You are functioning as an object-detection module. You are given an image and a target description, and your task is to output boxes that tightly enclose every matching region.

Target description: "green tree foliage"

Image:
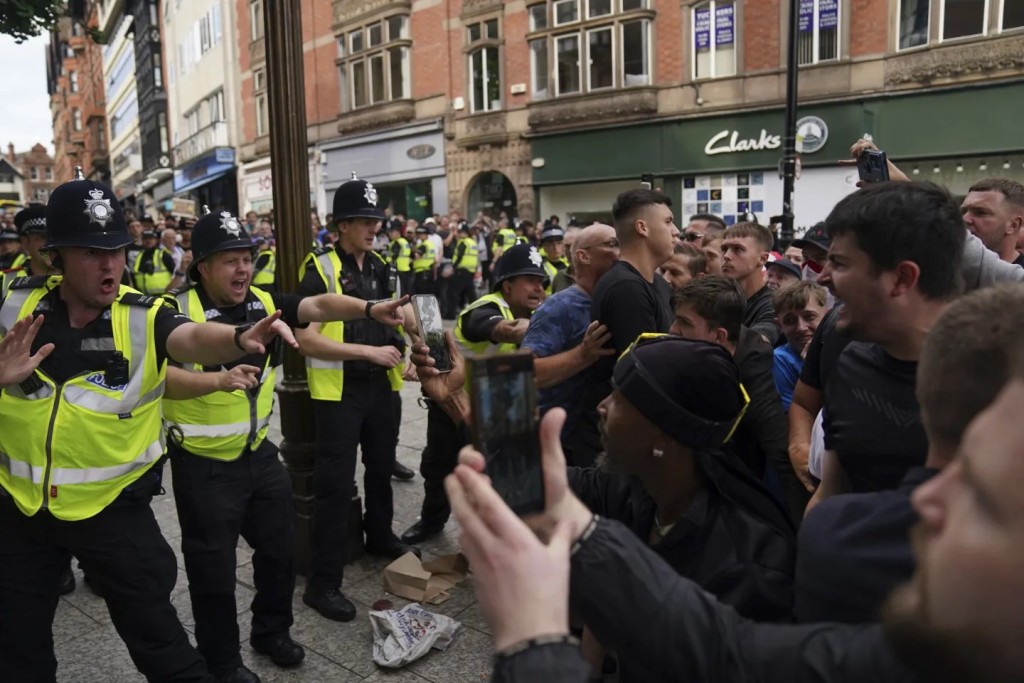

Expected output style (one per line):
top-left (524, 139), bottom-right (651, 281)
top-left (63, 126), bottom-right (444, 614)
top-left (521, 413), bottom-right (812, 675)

top-left (1, 0), bottom-right (66, 43)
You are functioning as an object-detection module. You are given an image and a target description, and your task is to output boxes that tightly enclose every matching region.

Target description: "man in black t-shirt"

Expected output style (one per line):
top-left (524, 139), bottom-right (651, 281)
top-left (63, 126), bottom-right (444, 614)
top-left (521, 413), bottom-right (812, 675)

top-left (806, 182), bottom-right (965, 511)
top-left (721, 221), bottom-right (781, 346)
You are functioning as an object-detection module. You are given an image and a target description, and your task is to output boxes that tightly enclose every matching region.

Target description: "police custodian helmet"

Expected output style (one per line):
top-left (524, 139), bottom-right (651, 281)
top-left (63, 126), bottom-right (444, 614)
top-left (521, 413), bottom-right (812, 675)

top-left (14, 204), bottom-right (47, 236)
top-left (44, 167), bottom-right (132, 251)
top-left (188, 206), bottom-right (254, 281)
top-left (490, 243), bottom-right (550, 293)
top-left (331, 172), bottom-right (386, 223)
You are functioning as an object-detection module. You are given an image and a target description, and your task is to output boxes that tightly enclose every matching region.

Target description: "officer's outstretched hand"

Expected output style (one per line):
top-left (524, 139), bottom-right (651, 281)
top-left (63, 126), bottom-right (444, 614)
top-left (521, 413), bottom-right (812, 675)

top-left (0, 315), bottom-right (55, 389)
top-left (239, 311), bottom-right (299, 354)
top-left (370, 295), bottom-right (409, 327)
top-left (410, 330), bottom-right (464, 402)
top-left (217, 365), bottom-right (261, 392)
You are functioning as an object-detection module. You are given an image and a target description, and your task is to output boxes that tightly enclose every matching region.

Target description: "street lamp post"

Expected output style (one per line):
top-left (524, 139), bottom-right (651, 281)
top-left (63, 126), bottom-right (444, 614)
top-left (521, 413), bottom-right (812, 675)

top-left (781, 0), bottom-right (801, 244)
top-left (263, 0), bottom-right (316, 573)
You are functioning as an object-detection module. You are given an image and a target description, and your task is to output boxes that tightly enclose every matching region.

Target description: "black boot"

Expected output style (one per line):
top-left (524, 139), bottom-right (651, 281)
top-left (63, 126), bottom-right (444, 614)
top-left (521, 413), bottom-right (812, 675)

top-left (365, 533), bottom-right (419, 560)
top-left (400, 519), bottom-right (445, 545)
top-left (302, 587), bottom-right (357, 622)
top-left (392, 461), bottom-right (416, 481)
top-left (250, 633), bottom-right (305, 668)
top-left (216, 665), bottom-right (260, 683)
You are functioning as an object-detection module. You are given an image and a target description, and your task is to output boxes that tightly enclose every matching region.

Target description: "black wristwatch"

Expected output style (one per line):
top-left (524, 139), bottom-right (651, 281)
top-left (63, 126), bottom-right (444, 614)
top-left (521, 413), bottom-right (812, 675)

top-left (365, 300), bottom-right (375, 320)
top-left (234, 322), bottom-right (255, 351)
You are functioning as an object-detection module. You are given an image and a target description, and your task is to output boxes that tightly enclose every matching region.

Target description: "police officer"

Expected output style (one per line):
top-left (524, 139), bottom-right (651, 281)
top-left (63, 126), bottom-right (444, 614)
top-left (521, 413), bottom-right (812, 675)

top-left (2, 205), bottom-right (53, 298)
top-left (0, 168), bottom-right (294, 682)
top-left (295, 173), bottom-right (416, 623)
top-left (133, 228), bottom-right (180, 294)
top-left (448, 223), bottom-right (479, 315)
top-left (401, 243), bottom-right (547, 544)
top-left (0, 225), bottom-right (25, 270)
top-left (252, 234), bottom-right (276, 293)
top-left (492, 220), bottom-right (521, 262)
top-left (387, 221), bottom-right (413, 296)
top-left (162, 207), bottom-right (407, 682)
top-left (412, 224), bottom-right (436, 295)
top-left (538, 225), bottom-right (570, 296)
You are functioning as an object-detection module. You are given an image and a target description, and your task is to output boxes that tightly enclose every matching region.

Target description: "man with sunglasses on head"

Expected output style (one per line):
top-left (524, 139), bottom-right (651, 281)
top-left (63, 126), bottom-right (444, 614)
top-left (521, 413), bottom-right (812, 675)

top-left (682, 213), bottom-right (726, 248)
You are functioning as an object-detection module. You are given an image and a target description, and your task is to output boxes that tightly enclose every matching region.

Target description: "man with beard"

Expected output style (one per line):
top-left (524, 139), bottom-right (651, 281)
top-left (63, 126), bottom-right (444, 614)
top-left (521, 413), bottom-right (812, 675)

top-left (960, 178), bottom-right (1024, 267)
top-left (795, 283), bottom-right (1024, 624)
top-left (446, 358), bottom-right (1024, 682)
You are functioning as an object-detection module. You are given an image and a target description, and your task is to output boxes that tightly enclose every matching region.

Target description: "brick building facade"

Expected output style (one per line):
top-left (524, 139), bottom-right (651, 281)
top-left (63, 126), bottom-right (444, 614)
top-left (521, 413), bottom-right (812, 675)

top-left (7, 143), bottom-right (58, 205)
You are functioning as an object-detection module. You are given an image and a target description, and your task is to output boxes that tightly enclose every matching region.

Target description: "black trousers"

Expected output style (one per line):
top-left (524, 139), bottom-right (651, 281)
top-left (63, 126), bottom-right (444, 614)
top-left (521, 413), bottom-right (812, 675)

top-left (413, 271), bottom-right (435, 296)
top-left (448, 269), bottom-right (476, 317)
top-left (309, 374), bottom-right (396, 591)
top-left (417, 400), bottom-right (467, 527)
top-left (398, 271), bottom-right (413, 299)
top-left (0, 472), bottom-right (212, 683)
top-left (170, 440), bottom-right (296, 677)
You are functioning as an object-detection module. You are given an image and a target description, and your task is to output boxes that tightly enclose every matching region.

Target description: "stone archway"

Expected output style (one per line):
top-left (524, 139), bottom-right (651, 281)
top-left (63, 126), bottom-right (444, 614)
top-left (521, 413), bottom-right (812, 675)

top-left (466, 170), bottom-right (518, 220)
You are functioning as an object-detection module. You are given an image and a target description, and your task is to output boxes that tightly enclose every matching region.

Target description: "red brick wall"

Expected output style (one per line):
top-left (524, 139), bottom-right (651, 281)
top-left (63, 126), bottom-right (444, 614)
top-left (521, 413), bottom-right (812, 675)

top-left (744, 0), bottom-right (782, 72)
top-left (849, 0), bottom-right (888, 56)
top-left (656, 0), bottom-right (685, 85)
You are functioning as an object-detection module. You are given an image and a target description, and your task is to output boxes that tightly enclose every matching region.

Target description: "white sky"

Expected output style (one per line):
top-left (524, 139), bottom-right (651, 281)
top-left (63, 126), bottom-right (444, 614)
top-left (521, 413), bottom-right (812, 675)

top-left (0, 35), bottom-right (55, 156)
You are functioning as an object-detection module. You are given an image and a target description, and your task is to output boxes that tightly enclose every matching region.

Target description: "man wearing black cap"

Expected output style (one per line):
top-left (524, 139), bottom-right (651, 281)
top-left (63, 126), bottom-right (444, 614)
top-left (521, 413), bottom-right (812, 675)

top-left (162, 207), bottom-right (407, 682)
top-left (791, 221), bottom-right (830, 282)
top-left (765, 258), bottom-right (802, 291)
top-left (252, 235), bottom-right (276, 294)
top-left (449, 223), bottom-right (479, 315)
top-left (412, 224), bottom-right (437, 295)
top-left (0, 169), bottom-right (297, 682)
top-left (0, 225), bottom-right (25, 271)
top-left (387, 221), bottom-right (413, 297)
top-left (400, 243), bottom-right (547, 545)
top-left (539, 226), bottom-right (569, 296)
top-left (295, 173), bottom-right (416, 623)
top-left (133, 227), bottom-right (179, 295)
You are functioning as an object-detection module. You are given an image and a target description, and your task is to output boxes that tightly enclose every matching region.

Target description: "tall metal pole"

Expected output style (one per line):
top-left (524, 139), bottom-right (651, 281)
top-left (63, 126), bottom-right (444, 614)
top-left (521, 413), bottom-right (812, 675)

top-left (264, 0), bottom-right (316, 573)
top-left (781, 0), bottom-right (801, 243)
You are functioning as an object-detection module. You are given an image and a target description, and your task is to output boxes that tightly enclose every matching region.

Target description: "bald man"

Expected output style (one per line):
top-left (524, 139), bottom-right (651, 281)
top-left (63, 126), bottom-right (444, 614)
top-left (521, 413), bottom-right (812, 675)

top-left (522, 223), bottom-right (622, 466)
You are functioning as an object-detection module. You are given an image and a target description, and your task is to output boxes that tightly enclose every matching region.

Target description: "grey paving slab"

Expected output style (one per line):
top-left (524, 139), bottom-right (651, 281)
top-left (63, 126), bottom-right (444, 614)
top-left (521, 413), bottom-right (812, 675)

top-left (52, 599), bottom-right (103, 648)
top-left (55, 625), bottom-right (144, 682)
top-left (360, 668), bottom-right (434, 682)
top-left (247, 649), bottom-right (363, 683)
top-left (406, 625), bottom-right (494, 683)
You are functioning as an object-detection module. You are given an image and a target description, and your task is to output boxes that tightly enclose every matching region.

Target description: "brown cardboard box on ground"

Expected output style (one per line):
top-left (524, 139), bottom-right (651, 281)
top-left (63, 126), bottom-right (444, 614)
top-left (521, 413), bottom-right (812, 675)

top-left (382, 552), bottom-right (469, 605)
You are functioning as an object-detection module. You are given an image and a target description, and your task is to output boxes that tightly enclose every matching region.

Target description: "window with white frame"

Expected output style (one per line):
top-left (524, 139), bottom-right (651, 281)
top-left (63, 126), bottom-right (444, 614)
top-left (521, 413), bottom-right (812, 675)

top-left (1004, 0), bottom-right (1024, 30)
top-left (336, 14), bottom-right (410, 110)
top-left (45, 167), bottom-right (53, 180)
top-left (693, 1), bottom-right (736, 79)
top-left (35, 188), bottom-right (48, 201)
top-left (250, 0), bottom-right (264, 40)
top-left (898, 0), bottom-right (929, 50)
top-left (256, 94), bottom-right (268, 136)
top-left (69, 71), bottom-right (78, 93)
top-left (72, 109), bottom-right (82, 132)
top-left (797, 0), bottom-right (839, 65)
top-left (941, 0), bottom-right (985, 40)
top-left (468, 19), bottom-right (502, 112)
top-left (529, 0), bottom-right (650, 98)
top-left (30, 167), bottom-right (38, 180)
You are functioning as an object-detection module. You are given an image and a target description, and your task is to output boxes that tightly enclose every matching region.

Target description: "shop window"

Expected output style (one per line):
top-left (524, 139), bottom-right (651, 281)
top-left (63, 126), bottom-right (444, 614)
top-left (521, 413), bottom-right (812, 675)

top-left (532, 0), bottom-right (650, 96)
top-left (796, 0), bottom-right (839, 66)
top-left (468, 19), bottom-right (502, 113)
top-left (250, 0), bottom-right (264, 41)
top-left (693, 1), bottom-right (736, 79)
top-left (337, 14), bottom-right (411, 111)
top-left (1002, 0), bottom-right (1024, 31)
top-left (898, 0), bottom-right (929, 49)
top-left (941, 0), bottom-right (985, 40)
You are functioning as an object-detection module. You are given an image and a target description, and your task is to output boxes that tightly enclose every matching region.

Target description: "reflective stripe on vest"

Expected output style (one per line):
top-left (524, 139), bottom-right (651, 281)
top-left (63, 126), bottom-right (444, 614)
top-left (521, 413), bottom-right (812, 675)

top-left (299, 250), bottom-right (402, 401)
top-left (454, 292), bottom-right (517, 356)
top-left (253, 250), bottom-right (276, 286)
top-left (133, 249), bottom-right (173, 295)
top-left (162, 286), bottom-right (277, 461)
top-left (455, 237), bottom-right (479, 272)
top-left (413, 240), bottom-right (436, 273)
top-left (0, 280), bottom-right (167, 521)
top-left (391, 238), bottom-right (412, 272)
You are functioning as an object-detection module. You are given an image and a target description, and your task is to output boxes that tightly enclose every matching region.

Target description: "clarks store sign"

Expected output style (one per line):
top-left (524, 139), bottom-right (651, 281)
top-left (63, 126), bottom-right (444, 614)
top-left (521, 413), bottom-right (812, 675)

top-left (703, 116), bottom-right (829, 156)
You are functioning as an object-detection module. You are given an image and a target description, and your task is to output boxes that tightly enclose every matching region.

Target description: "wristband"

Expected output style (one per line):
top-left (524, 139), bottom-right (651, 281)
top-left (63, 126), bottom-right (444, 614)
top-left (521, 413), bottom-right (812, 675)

top-left (365, 300), bottom-right (375, 319)
top-left (494, 634), bottom-right (580, 660)
top-left (233, 322), bottom-right (254, 351)
top-left (570, 514), bottom-right (599, 557)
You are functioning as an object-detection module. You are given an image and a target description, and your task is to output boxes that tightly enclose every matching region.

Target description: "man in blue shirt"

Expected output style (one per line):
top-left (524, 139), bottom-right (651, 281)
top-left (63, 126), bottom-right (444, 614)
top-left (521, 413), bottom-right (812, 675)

top-left (771, 281), bottom-right (829, 411)
top-left (522, 223), bottom-right (620, 467)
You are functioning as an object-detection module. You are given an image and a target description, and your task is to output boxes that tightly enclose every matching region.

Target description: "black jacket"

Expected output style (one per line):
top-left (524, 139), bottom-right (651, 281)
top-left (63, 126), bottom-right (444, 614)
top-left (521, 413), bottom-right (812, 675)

top-left (744, 285), bottom-right (781, 346)
top-left (492, 517), bottom-right (913, 683)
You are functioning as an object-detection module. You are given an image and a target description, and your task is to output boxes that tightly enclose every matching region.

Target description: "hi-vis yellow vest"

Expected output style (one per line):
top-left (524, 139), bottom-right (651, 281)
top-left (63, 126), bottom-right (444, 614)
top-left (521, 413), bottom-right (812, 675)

top-left (0, 277), bottom-right (167, 521)
top-left (300, 248), bottom-right (402, 401)
top-left (454, 292), bottom-right (517, 356)
top-left (542, 257), bottom-right (569, 295)
top-left (162, 286), bottom-right (276, 461)
top-left (390, 238), bottom-right (412, 272)
top-left (133, 249), bottom-right (174, 295)
top-left (455, 237), bottom-right (479, 272)
top-left (253, 249), bottom-right (276, 287)
top-left (413, 240), bottom-right (436, 273)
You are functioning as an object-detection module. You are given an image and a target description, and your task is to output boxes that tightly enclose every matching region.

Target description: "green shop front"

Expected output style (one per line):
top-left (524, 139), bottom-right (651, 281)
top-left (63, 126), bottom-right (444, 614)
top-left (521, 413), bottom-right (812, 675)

top-left (530, 81), bottom-right (1024, 233)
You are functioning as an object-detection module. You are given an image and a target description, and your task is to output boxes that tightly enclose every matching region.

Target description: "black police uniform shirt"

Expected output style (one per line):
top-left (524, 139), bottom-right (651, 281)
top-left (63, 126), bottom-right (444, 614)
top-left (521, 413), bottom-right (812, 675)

top-left (460, 302), bottom-right (507, 345)
top-left (297, 244), bottom-right (404, 374)
top-left (175, 284), bottom-right (306, 377)
top-left (823, 341), bottom-right (928, 493)
top-left (6, 284), bottom-right (192, 385)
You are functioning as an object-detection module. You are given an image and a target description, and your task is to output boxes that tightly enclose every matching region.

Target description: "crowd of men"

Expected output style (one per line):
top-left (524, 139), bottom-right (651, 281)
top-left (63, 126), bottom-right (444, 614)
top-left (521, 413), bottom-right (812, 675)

top-left (2, 137), bottom-right (1024, 683)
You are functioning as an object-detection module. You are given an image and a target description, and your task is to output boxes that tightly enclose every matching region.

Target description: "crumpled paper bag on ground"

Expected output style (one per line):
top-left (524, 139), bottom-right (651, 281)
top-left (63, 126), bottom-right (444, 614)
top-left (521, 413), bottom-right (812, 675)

top-left (370, 602), bottom-right (461, 668)
top-left (382, 552), bottom-right (469, 605)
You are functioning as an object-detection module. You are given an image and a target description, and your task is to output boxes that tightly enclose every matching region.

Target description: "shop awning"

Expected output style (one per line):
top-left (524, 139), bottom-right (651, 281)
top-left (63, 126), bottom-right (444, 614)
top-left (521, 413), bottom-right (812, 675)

top-left (173, 168), bottom-right (232, 196)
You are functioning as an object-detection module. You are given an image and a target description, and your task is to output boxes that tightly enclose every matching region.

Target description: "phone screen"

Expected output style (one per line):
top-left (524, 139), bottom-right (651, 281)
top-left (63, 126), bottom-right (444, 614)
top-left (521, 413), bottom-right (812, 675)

top-left (468, 353), bottom-right (545, 516)
top-left (857, 149), bottom-right (890, 183)
top-left (640, 173), bottom-right (655, 190)
top-left (412, 295), bottom-right (452, 373)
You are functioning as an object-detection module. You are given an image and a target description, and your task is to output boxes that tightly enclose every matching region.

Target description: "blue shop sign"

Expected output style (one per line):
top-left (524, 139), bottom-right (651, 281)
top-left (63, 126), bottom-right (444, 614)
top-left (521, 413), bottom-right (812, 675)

top-left (173, 148), bottom-right (236, 193)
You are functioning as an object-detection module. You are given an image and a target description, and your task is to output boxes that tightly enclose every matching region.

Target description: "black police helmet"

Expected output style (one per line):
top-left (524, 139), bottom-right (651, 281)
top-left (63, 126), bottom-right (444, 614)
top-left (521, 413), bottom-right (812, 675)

top-left (14, 204), bottom-right (47, 236)
top-left (491, 243), bottom-right (550, 293)
top-left (44, 168), bottom-right (131, 251)
top-left (188, 206), bottom-right (255, 282)
top-left (332, 172), bottom-right (386, 223)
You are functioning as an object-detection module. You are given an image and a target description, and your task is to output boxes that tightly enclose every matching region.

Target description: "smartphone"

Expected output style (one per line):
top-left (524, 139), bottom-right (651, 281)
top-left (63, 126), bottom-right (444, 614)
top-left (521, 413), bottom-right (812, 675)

top-left (857, 149), bottom-right (890, 183)
top-left (411, 295), bottom-right (452, 373)
top-left (467, 353), bottom-right (545, 516)
top-left (640, 173), bottom-right (655, 190)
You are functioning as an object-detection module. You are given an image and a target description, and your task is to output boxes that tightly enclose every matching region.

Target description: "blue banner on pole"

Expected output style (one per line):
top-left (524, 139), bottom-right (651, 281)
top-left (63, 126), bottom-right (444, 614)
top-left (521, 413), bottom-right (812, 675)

top-left (798, 0), bottom-right (814, 32)
top-left (715, 3), bottom-right (734, 46)
top-left (695, 6), bottom-right (711, 49)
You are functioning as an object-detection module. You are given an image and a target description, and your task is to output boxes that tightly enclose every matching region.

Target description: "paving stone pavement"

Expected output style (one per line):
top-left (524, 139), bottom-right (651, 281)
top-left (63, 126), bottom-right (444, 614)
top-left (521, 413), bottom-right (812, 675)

top-left (55, 381), bottom-right (495, 682)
